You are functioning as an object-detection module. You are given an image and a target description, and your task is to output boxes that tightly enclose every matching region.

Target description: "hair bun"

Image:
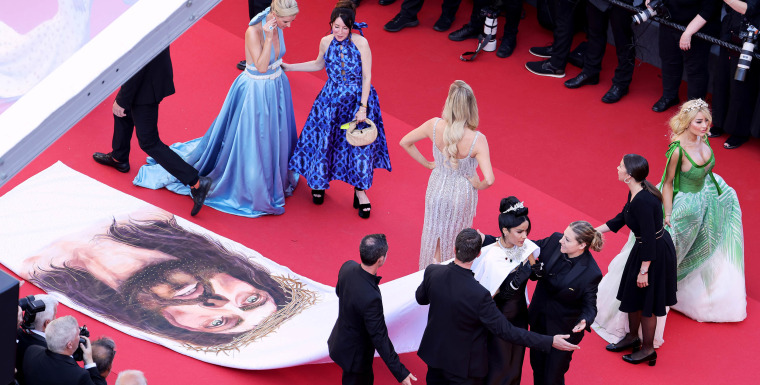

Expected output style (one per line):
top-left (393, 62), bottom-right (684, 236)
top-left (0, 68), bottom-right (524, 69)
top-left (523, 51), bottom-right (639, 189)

top-left (499, 196), bottom-right (529, 217)
top-left (335, 0), bottom-right (356, 10)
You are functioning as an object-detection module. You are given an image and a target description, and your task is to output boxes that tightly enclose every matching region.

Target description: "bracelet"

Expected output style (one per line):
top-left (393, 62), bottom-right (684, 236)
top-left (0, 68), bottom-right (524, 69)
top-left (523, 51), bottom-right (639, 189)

top-left (358, 102), bottom-right (367, 108)
top-left (639, 270), bottom-right (648, 275)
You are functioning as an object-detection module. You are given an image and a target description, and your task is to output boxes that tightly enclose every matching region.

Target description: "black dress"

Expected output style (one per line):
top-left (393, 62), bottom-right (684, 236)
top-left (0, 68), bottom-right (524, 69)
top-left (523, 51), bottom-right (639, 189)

top-left (605, 190), bottom-right (678, 317)
top-left (486, 262), bottom-right (532, 385)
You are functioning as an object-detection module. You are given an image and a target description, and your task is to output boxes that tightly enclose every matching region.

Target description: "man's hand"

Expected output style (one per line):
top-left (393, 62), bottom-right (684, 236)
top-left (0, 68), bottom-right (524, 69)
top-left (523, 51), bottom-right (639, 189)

top-left (401, 373), bottom-right (417, 385)
top-left (80, 335), bottom-right (94, 365)
top-left (572, 319), bottom-right (587, 333)
top-left (112, 101), bottom-right (126, 117)
top-left (552, 334), bottom-right (580, 351)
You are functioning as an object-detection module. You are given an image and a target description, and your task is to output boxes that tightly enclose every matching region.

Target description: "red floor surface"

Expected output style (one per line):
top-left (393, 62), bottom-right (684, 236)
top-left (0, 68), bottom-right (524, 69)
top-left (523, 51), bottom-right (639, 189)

top-left (3, 0), bottom-right (758, 384)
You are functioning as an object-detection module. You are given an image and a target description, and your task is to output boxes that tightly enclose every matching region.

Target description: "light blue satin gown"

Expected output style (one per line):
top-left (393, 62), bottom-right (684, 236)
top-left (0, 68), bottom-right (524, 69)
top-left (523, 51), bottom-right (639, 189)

top-left (133, 9), bottom-right (299, 217)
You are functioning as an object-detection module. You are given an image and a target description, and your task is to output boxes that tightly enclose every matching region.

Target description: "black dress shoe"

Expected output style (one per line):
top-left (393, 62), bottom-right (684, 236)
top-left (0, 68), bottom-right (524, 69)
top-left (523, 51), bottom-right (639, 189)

top-left (707, 127), bottom-right (723, 137)
top-left (601, 85), bottom-right (629, 104)
top-left (433, 15), bottom-right (454, 32)
top-left (622, 351), bottom-right (657, 366)
top-left (384, 14), bottom-right (419, 32)
top-left (652, 96), bottom-right (680, 112)
top-left (525, 60), bottom-right (565, 78)
top-left (724, 135), bottom-right (749, 149)
top-left (496, 37), bottom-right (516, 58)
top-left (564, 72), bottom-right (600, 89)
top-left (190, 176), bottom-right (212, 216)
top-left (605, 337), bottom-right (641, 352)
top-left (236, 60), bottom-right (246, 71)
top-left (378, 0), bottom-right (396, 4)
top-left (93, 152), bottom-right (130, 173)
top-left (529, 45), bottom-right (553, 58)
top-left (448, 24), bottom-right (479, 41)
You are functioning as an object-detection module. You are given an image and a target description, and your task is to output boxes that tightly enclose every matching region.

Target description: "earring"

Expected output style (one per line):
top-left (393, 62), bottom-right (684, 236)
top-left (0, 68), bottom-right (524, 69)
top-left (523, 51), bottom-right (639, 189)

top-left (623, 176), bottom-right (632, 184)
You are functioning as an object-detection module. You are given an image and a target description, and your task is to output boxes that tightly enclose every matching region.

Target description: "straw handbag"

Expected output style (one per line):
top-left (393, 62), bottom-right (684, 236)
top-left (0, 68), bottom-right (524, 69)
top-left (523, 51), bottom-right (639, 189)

top-left (341, 118), bottom-right (378, 147)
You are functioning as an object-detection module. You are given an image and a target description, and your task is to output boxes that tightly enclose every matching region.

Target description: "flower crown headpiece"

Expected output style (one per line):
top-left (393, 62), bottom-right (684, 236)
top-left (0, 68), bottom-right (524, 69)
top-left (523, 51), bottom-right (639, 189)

top-left (502, 201), bottom-right (524, 214)
top-left (683, 98), bottom-right (708, 114)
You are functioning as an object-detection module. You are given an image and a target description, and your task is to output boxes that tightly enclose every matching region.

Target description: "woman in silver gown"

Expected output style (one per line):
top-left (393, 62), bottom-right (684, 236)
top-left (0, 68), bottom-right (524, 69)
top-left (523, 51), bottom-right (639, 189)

top-left (400, 80), bottom-right (495, 269)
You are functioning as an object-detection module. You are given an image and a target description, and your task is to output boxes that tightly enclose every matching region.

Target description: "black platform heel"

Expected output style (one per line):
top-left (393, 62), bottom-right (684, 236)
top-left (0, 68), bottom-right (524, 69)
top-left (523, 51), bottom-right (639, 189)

top-left (354, 188), bottom-right (371, 219)
top-left (312, 189), bottom-right (325, 205)
top-left (622, 351), bottom-right (657, 366)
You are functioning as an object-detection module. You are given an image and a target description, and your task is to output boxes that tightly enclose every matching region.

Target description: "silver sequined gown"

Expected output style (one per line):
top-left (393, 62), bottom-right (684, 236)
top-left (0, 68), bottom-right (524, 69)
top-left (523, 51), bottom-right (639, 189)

top-left (419, 118), bottom-right (480, 270)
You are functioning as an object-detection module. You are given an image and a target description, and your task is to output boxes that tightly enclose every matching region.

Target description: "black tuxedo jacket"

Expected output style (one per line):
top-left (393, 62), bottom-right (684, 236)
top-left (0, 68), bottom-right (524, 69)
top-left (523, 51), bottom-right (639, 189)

top-left (15, 329), bottom-right (47, 385)
top-left (416, 263), bottom-right (553, 379)
top-left (115, 47), bottom-right (175, 108)
top-left (328, 261), bottom-right (409, 382)
top-left (22, 345), bottom-right (103, 385)
top-left (529, 233), bottom-right (603, 339)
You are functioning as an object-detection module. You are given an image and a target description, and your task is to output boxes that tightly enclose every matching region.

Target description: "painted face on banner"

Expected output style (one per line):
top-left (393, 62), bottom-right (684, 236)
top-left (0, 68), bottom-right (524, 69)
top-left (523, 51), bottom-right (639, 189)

top-left (150, 272), bottom-right (278, 334)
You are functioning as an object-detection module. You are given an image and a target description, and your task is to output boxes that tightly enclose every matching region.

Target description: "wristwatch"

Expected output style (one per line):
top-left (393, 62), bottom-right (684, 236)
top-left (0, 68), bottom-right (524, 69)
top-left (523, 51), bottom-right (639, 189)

top-left (639, 269), bottom-right (648, 275)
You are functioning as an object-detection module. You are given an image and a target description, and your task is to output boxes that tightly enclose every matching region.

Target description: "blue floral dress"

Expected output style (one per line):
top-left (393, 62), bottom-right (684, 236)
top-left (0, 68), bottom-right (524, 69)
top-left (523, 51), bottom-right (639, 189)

top-left (289, 35), bottom-right (391, 190)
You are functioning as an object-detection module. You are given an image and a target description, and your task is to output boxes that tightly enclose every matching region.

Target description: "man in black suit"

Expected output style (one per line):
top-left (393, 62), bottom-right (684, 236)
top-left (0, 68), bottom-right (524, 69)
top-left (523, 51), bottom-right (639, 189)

top-left (16, 295), bottom-right (58, 385)
top-left (23, 315), bottom-right (104, 385)
top-left (93, 47), bottom-right (211, 216)
top-left (416, 228), bottom-right (579, 384)
top-left (328, 234), bottom-right (417, 385)
top-left (90, 337), bottom-right (115, 385)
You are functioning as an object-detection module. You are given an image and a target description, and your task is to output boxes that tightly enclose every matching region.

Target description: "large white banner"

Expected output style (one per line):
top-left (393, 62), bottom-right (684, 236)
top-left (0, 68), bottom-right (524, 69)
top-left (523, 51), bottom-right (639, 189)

top-left (0, 163), bottom-right (517, 369)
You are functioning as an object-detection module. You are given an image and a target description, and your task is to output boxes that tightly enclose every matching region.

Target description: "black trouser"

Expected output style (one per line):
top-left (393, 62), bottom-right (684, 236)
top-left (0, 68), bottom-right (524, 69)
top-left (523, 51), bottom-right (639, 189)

top-left (582, 2), bottom-right (635, 87)
top-left (712, 45), bottom-right (760, 137)
top-left (426, 366), bottom-right (482, 385)
top-left (529, 318), bottom-right (583, 385)
top-left (112, 103), bottom-right (199, 186)
top-left (658, 26), bottom-right (712, 100)
top-left (248, 0), bottom-right (271, 19)
top-left (400, 0), bottom-right (463, 20)
top-left (466, 0), bottom-right (523, 40)
top-left (341, 370), bottom-right (374, 385)
top-left (549, 0), bottom-right (582, 70)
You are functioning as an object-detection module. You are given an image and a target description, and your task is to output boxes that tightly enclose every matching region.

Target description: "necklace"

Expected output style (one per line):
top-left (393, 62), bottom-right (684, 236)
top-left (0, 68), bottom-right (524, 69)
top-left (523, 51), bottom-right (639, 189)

top-left (497, 237), bottom-right (524, 263)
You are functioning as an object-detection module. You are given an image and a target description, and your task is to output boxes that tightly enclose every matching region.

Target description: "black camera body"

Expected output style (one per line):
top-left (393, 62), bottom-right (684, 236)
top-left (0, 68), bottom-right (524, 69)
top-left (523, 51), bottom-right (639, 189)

top-left (19, 295), bottom-right (46, 330)
top-left (735, 22), bottom-right (759, 81)
top-left (633, 0), bottom-right (669, 25)
top-left (72, 325), bottom-right (90, 361)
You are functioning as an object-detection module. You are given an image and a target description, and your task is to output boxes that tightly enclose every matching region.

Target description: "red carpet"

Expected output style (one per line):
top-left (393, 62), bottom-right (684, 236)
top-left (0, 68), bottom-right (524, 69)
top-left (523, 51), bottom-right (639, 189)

top-left (3, 0), bottom-right (758, 383)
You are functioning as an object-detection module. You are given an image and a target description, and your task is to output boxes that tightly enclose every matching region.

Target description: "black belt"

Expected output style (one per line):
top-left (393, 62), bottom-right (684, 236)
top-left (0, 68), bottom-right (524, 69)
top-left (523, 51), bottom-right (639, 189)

top-left (635, 227), bottom-right (664, 243)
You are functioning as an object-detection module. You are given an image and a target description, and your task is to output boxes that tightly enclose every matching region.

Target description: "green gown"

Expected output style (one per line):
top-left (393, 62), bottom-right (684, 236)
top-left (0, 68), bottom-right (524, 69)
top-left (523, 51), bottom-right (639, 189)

top-left (660, 139), bottom-right (746, 322)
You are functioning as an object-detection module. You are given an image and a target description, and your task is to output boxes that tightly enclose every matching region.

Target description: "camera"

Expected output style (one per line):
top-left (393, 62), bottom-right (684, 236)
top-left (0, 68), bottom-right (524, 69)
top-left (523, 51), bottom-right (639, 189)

top-left (19, 295), bottom-right (46, 330)
top-left (72, 325), bottom-right (90, 361)
top-left (735, 22), bottom-right (759, 81)
top-left (632, 0), bottom-right (668, 25)
top-left (480, 6), bottom-right (500, 52)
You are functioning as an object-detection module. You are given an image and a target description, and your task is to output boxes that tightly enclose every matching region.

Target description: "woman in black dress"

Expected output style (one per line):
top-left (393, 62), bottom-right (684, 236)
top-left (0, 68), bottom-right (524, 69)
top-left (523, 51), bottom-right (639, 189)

top-left (483, 196), bottom-right (539, 385)
top-left (596, 154), bottom-right (678, 366)
top-left (528, 221), bottom-right (603, 385)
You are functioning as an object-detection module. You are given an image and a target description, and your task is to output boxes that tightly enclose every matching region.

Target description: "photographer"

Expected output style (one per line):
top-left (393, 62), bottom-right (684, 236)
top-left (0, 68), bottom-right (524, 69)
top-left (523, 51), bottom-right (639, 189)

top-left (16, 295), bottom-right (58, 385)
top-left (22, 316), bottom-right (104, 385)
top-left (711, 0), bottom-right (760, 148)
top-left (651, 0), bottom-right (722, 112)
top-left (448, 0), bottom-right (525, 58)
top-left (564, 0), bottom-right (636, 104)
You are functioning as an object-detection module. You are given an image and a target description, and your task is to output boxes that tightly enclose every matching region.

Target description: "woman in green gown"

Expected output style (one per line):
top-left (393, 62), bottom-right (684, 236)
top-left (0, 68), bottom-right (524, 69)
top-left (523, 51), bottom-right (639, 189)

top-left (660, 99), bottom-right (746, 322)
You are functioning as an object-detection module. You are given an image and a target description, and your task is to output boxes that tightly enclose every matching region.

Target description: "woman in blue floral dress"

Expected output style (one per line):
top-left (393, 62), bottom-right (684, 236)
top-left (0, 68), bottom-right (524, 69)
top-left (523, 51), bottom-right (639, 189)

top-left (285, 0), bottom-right (391, 219)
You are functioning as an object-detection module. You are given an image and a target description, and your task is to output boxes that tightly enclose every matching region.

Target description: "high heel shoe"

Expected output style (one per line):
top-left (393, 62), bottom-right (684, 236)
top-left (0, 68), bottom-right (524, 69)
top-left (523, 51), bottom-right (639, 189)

top-left (354, 188), bottom-right (371, 219)
top-left (605, 337), bottom-right (641, 352)
top-left (312, 189), bottom-right (325, 205)
top-left (622, 351), bottom-right (657, 366)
